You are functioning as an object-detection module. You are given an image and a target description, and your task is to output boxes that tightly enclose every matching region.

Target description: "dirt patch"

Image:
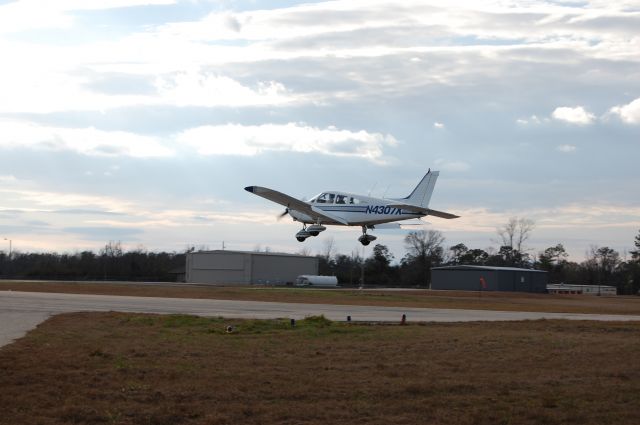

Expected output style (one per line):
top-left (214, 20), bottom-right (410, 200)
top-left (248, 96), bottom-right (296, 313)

top-left (2, 280), bottom-right (640, 315)
top-left (1, 313), bottom-right (639, 424)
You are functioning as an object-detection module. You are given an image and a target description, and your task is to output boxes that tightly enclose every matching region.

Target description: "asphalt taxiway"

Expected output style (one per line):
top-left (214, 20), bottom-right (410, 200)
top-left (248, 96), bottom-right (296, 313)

top-left (2, 290), bottom-right (640, 347)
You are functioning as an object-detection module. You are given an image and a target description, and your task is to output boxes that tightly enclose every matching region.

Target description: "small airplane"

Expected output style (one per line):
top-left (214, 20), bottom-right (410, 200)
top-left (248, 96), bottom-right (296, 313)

top-left (244, 169), bottom-right (459, 246)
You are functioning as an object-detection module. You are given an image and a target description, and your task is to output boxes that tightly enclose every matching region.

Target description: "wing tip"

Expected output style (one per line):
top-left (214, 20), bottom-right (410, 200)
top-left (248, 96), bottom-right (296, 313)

top-left (244, 186), bottom-right (255, 193)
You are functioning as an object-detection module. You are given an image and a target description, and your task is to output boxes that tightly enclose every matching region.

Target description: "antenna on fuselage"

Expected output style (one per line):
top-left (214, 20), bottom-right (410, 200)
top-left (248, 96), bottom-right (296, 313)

top-left (382, 184), bottom-right (390, 199)
top-left (367, 182), bottom-right (377, 197)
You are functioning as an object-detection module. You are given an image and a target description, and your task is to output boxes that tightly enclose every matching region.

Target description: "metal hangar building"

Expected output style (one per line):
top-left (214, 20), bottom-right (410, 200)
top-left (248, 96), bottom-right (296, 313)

top-left (431, 265), bottom-right (548, 293)
top-left (185, 250), bottom-right (319, 285)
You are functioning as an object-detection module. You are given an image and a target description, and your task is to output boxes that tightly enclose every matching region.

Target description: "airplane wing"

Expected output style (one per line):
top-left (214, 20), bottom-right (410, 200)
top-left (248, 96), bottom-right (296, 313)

top-left (310, 206), bottom-right (349, 225)
top-left (245, 186), bottom-right (310, 211)
top-left (245, 186), bottom-right (348, 224)
top-left (387, 202), bottom-right (460, 219)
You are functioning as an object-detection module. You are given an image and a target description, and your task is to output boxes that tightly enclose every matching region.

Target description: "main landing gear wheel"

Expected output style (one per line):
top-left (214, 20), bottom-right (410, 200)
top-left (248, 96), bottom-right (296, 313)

top-left (296, 230), bottom-right (311, 242)
top-left (295, 223), bottom-right (326, 241)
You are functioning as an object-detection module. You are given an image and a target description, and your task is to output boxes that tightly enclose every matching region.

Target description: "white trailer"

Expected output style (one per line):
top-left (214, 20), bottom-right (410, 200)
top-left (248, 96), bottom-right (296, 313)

top-left (295, 275), bottom-right (339, 287)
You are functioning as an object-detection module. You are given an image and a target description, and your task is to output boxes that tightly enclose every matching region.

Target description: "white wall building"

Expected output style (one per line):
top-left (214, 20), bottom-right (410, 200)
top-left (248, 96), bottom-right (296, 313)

top-left (547, 283), bottom-right (617, 296)
top-left (186, 250), bottom-right (318, 285)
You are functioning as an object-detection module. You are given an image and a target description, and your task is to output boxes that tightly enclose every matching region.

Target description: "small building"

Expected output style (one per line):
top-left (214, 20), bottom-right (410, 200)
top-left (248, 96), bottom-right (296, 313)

top-left (185, 250), bottom-right (319, 285)
top-left (431, 265), bottom-right (548, 293)
top-left (547, 283), bottom-right (617, 296)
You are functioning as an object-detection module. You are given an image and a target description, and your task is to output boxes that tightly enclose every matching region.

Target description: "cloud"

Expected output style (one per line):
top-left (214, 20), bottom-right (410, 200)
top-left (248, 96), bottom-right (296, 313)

top-left (155, 71), bottom-right (298, 107)
top-left (551, 106), bottom-right (596, 125)
top-left (517, 115), bottom-right (543, 125)
top-left (0, 188), bottom-right (134, 212)
top-left (0, 62), bottom-right (301, 113)
top-left (0, 0), bottom-right (176, 34)
top-left (433, 122), bottom-right (445, 129)
top-left (0, 120), bottom-right (173, 158)
top-left (176, 123), bottom-right (398, 162)
top-left (1, 1), bottom-right (637, 114)
top-left (609, 97), bottom-right (640, 124)
top-left (556, 144), bottom-right (577, 153)
top-left (62, 226), bottom-right (144, 241)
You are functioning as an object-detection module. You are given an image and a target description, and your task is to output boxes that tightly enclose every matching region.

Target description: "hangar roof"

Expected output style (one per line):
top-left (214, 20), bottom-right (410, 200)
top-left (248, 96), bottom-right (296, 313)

top-left (431, 265), bottom-right (547, 273)
top-left (194, 250), bottom-right (316, 259)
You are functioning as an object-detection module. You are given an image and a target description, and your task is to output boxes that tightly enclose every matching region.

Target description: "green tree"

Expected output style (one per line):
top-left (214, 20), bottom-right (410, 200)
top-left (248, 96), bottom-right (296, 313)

top-left (631, 229), bottom-right (640, 262)
top-left (449, 243), bottom-right (489, 265)
top-left (401, 230), bottom-right (445, 287)
top-left (365, 244), bottom-right (396, 285)
top-left (538, 244), bottom-right (569, 282)
top-left (487, 246), bottom-right (530, 268)
top-left (585, 246), bottom-right (621, 291)
top-left (449, 243), bottom-right (468, 264)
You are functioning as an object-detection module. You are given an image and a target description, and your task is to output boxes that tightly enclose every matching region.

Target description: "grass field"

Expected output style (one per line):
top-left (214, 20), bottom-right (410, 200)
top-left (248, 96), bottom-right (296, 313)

top-left (1, 313), bottom-right (639, 424)
top-left (2, 280), bottom-right (640, 315)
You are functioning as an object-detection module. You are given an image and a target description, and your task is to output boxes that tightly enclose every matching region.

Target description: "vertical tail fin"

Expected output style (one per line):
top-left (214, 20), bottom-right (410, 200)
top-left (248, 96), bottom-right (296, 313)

top-left (399, 169), bottom-right (439, 208)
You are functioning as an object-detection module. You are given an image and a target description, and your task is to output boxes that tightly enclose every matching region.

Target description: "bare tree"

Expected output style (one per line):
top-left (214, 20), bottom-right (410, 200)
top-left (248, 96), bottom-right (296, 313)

top-left (405, 230), bottom-right (445, 259)
top-left (322, 236), bottom-right (336, 261)
top-left (587, 245), bottom-right (621, 281)
top-left (496, 217), bottom-right (535, 252)
top-left (296, 247), bottom-right (312, 257)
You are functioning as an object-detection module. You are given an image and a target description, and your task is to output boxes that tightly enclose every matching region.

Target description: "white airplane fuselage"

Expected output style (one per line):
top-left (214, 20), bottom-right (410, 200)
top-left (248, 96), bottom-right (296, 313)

top-left (288, 192), bottom-right (423, 226)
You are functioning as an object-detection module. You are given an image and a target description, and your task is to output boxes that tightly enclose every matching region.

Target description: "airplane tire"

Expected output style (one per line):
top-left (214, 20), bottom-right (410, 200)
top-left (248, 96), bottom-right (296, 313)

top-left (361, 240), bottom-right (370, 246)
top-left (309, 231), bottom-right (319, 236)
top-left (296, 237), bottom-right (306, 242)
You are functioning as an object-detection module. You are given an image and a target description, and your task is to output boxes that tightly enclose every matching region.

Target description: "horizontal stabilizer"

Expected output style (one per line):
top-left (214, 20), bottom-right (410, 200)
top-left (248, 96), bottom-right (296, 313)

top-left (426, 208), bottom-right (460, 219)
top-left (387, 202), bottom-right (459, 219)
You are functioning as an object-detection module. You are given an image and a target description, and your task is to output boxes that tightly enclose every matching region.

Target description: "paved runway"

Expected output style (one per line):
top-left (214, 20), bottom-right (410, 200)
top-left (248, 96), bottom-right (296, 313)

top-left (2, 290), bottom-right (640, 347)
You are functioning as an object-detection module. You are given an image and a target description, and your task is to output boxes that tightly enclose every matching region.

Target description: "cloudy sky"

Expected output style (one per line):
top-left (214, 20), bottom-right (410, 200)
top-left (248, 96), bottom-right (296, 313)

top-left (0, 0), bottom-right (638, 262)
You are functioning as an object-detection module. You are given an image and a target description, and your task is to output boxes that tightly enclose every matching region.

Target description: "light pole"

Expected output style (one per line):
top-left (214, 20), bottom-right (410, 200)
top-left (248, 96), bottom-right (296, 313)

top-left (3, 238), bottom-right (11, 260)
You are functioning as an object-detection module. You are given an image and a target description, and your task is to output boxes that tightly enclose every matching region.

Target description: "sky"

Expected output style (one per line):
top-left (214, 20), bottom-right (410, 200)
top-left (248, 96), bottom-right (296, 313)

top-left (0, 0), bottom-right (638, 263)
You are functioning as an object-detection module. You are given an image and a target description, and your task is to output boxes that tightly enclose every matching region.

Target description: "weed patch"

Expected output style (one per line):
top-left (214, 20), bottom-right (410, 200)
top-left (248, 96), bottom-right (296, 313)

top-left (1, 313), bottom-right (640, 425)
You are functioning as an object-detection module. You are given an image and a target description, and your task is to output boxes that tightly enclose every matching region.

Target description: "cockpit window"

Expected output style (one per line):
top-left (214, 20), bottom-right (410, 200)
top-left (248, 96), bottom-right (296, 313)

top-left (314, 193), bottom-right (330, 203)
top-left (312, 193), bottom-right (361, 205)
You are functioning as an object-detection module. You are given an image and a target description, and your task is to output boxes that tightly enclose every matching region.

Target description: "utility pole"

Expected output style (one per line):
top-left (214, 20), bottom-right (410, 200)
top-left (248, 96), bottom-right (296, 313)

top-left (3, 238), bottom-right (11, 260)
top-left (359, 244), bottom-right (366, 289)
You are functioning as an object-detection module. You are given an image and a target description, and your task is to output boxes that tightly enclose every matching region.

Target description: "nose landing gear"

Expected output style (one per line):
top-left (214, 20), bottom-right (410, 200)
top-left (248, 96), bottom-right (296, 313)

top-left (358, 226), bottom-right (377, 246)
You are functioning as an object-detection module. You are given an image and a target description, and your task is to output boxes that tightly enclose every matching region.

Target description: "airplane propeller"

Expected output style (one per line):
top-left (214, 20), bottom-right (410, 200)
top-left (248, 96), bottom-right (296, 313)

top-left (277, 208), bottom-right (289, 220)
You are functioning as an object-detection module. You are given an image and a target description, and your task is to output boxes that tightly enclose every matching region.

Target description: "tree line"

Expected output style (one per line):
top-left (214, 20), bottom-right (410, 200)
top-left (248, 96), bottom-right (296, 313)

top-left (1, 222), bottom-right (639, 294)
top-left (319, 220), bottom-right (640, 295)
top-left (0, 242), bottom-right (185, 282)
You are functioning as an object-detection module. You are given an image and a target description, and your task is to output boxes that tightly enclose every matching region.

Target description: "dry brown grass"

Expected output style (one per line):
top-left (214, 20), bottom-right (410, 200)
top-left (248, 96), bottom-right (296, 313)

top-left (2, 280), bottom-right (640, 315)
top-left (1, 313), bottom-right (640, 424)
